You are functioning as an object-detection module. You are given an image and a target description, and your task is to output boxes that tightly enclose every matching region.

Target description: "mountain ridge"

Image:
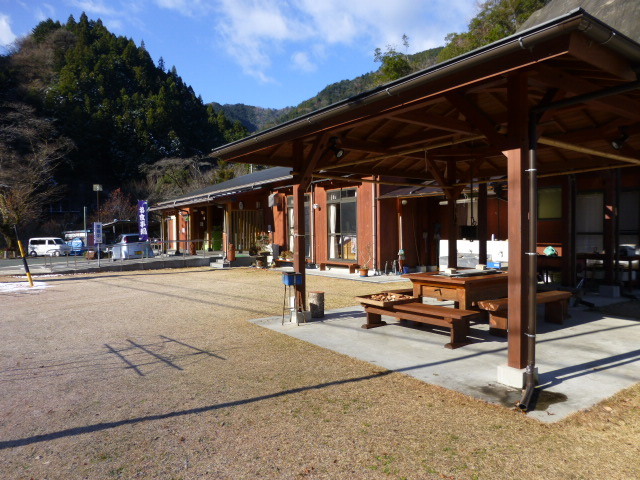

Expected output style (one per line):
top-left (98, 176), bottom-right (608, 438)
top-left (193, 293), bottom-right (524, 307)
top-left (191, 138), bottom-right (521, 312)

top-left (210, 46), bottom-right (443, 133)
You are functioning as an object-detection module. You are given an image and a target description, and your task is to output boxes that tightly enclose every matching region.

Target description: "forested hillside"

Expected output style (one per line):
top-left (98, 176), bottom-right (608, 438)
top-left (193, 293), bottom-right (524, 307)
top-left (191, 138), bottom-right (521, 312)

top-left (0, 13), bottom-right (248, 246)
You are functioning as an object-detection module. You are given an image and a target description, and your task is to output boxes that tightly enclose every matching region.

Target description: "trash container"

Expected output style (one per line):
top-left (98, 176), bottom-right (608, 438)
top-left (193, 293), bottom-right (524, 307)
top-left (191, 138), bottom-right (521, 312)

top-left (309, 291), bottom-right (325, 318)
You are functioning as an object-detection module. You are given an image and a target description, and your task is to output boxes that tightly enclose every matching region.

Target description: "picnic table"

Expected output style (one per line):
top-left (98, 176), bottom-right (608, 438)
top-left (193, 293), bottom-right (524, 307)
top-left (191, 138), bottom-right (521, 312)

top-left (402, 270), bottom-right (509, 310)
top-left (355, 290), bottom-right (482, 349)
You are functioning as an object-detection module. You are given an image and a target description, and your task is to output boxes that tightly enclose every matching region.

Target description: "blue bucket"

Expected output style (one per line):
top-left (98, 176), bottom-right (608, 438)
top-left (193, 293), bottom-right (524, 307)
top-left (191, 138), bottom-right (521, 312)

top-left (282, 272), bottom-right (302, 286)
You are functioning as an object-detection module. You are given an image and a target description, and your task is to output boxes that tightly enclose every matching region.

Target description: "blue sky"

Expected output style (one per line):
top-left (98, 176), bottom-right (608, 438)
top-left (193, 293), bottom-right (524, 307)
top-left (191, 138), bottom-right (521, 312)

top-left (0, 0), bottom-right (478, 109)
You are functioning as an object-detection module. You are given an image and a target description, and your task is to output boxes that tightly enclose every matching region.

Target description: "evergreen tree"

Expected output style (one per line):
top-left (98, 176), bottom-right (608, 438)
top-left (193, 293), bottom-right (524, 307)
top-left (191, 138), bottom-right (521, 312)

top-left (438, 0), bottom-right (551, 61)
top-left (374, 34), bottom-right (413, 83)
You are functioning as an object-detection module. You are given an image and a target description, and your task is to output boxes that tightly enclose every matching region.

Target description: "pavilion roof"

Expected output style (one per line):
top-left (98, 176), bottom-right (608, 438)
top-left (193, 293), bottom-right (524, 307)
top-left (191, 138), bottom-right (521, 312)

top-left (210, 9), bottom-right (640, 188)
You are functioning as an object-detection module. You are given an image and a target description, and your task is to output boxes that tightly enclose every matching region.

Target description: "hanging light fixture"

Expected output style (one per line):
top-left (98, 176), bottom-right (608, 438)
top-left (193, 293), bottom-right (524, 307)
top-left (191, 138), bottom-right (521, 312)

top-left (611, 127), bottom-right (629, 150)
top-left (329, 137), bottom-right (345, 159)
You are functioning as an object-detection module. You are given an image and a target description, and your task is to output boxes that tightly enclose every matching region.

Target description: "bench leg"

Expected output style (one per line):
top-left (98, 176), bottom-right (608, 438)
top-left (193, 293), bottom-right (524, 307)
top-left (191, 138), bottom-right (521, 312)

top-left (545, 300), bottom-right (567, 324)
top-left (361, 311), bottom-right (387, 329)
top-left (349, 265), bottom-right (357, 274)
top-left (319, 263), bottom-right (326, 271)
top-left (488, 313), bottom-right (508, 331)
top-left (445, 318), bottom-right (470, 349)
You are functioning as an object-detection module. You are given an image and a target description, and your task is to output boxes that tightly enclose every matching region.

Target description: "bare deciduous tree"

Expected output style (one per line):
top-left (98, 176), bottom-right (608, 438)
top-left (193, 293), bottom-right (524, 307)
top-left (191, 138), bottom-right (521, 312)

top-left (0, 101), bottom-right (74, 249)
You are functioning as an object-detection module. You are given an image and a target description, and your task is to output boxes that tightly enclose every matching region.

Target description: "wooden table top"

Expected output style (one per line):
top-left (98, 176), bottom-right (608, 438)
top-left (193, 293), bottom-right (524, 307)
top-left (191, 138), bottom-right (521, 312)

top-left (402, 271), bottom-right (508, 286)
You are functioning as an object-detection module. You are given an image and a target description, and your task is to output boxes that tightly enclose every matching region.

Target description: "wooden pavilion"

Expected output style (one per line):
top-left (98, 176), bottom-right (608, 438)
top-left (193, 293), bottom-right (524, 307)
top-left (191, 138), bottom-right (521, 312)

top-left (210, 9), bottom-right (640, 382)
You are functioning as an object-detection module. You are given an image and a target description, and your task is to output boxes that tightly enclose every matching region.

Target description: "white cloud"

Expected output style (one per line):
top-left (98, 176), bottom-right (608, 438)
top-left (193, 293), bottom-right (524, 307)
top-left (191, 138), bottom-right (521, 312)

top-left (297, 0), bottom-right (477, 51)
top-left (0, 14), bottom-right (17, 46)
top-left (104, 18), bottom-right (124, 32)
top-left (69, 0), bottom-right (119, 16)
top-left (153, 0), bottom-right (212, 17)
top-left (214, 0), bottom-right (311, 82)
top-left (291, 51), bottom-right (316, 73)
top-left (35, 3), bottom-right (57, 22)
top-left (211, 0), bottom-right (477, 82)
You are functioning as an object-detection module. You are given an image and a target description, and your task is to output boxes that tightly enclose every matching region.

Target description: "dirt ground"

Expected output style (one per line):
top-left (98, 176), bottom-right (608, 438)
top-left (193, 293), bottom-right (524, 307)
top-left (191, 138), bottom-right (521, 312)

top-left (1, 267), bottom-right (638, 480)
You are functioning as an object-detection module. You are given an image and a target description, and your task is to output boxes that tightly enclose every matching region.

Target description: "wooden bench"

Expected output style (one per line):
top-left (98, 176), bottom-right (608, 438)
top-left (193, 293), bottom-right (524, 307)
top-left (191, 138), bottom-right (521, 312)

top-left (319, 261), bottom-right (359, 274)
top-left (477, 290), bottom-right (572, 334)
top-left (361, 301), bottom-right (482, 349)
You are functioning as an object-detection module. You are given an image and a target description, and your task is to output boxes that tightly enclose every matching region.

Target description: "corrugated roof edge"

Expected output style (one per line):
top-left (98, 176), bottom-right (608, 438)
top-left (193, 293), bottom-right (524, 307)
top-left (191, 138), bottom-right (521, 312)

top-left (150, 166), bottom-right (292, 211)
top-left (210, 8), bottom-right (640, 161)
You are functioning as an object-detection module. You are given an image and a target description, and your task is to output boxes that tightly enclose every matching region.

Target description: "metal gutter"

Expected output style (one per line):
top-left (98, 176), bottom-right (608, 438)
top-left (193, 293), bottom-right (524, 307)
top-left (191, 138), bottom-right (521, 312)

top-left (150, 173), bottom-right (293, 211)
top-left (211, 9), bottom-right (640, 161)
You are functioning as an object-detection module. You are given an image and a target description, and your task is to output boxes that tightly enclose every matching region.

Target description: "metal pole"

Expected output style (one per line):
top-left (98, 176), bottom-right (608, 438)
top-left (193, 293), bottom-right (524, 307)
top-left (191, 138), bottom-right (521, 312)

top-left (83, 206), bottom-right (87, 246)
top-left (14, 225), bottom-right (34, 287)
top-left (517, 111), bottom-right (539, 411)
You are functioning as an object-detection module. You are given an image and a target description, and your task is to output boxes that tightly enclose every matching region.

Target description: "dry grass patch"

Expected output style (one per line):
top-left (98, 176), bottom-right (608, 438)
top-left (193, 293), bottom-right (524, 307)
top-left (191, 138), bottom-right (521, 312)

top-left (0, 267), bottom-right (638, 479)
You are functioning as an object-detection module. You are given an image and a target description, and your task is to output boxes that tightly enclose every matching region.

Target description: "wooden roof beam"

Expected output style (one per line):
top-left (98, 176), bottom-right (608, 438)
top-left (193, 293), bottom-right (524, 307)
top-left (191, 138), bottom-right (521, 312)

top-left (325, 166), bottom-right (434, 182)
top-left (385, 130), bottom-right (459, 150)
top-left (388, 111), bottom-right (478, 134)
top-left (312, 173), bottom-right (436, 188)
top-left (445, 92), bottom-right (509, 150)
top-left (568, 31), bottom-right (637, 82)
top-left (318, 134), bottom-right (487, 171)
top-left (538, 137), bottom-right (640, 165)
top-left (531, 64), bottom-right (640, 121)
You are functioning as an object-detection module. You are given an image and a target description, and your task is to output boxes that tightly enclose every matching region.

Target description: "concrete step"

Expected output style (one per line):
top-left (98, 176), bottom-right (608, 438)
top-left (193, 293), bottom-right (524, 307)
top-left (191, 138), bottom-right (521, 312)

top-left (211, 260), bottom-right (230, 269)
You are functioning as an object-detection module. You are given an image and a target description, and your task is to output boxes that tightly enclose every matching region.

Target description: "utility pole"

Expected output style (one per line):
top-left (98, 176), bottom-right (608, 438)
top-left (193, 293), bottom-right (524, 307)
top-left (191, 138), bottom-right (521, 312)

top-left (93, 184), bottom-right (102, 222)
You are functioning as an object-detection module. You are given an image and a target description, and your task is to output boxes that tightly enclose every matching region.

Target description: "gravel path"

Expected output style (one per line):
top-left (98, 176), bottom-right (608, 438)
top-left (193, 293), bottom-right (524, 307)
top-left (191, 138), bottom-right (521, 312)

top-left (1, 268), bottom-right (638, 479)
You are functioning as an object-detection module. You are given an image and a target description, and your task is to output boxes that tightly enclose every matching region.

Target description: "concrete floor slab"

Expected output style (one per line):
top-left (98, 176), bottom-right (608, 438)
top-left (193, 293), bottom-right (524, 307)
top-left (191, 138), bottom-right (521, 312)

top-left (251, 295), bottom-right (640, 423)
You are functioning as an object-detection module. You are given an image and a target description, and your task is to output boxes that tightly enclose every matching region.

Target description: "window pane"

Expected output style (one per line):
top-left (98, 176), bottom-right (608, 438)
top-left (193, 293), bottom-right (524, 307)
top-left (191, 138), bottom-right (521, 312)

top-left (576, 234), bottom-right (603, 253)
top-left (538, 187), bottom-right (562, 219)
top-left (619, 191), bottom-right (639, 232)
top-left (341, 202), bottom-right (357, 234)
top-left (328, 204), bottom-right (338, 233)
top-left (327, 191), bottom-right (340, 202)
top-left (342, 236), bottom-right (356, 260)
top-left (342, 188), bottom-right (356, 199)
top-left (576, 193), bottom-right (603, 233)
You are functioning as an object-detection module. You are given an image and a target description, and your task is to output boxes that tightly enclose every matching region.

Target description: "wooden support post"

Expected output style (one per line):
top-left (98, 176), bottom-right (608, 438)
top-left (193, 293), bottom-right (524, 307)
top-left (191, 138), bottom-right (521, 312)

top-left (447, 159), bottom-right (458, 269)
top-left (603, 170), bottom-right (619, 284)
top-left (175, 212), bottom-right (181, 253)
top-left (505, 73), bottom-right (531, 370)
top-left (291, 137), bottom-right (325, 311)
top-left (564, 175), bottom-right (576, 286)
top-left (206, 205), bottom-right (213, 250)
top-left (478, 183), bottom-right (488, 265)
top-left (293, 183), bottom-right (307, 309)
top-left (397, 198), bottom-right (404, 262)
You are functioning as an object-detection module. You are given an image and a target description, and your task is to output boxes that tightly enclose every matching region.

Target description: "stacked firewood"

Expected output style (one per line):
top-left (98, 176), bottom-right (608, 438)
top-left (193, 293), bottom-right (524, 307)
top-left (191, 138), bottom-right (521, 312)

top-left (368, 292), bottom-right (413, 302)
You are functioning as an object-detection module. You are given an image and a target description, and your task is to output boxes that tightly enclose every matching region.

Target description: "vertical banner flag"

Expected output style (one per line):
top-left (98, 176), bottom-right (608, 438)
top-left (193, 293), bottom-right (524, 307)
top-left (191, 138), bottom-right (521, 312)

top-left (93, 222), bottom-right (103, 245)
top-left (138, 200), bottom-right (149, 241)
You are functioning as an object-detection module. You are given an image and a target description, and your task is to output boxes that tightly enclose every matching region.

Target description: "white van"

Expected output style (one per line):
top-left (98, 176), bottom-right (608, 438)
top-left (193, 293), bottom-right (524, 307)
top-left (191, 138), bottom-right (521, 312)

top-left (28, 237), bottom-right (71, 257)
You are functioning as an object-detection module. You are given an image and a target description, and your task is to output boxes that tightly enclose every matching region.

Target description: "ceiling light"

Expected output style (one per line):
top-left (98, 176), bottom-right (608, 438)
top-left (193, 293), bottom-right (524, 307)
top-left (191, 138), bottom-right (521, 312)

top-left (611, 128), bottom-right (629, 150)
top-left (329, 137), bottom-right (345, 159)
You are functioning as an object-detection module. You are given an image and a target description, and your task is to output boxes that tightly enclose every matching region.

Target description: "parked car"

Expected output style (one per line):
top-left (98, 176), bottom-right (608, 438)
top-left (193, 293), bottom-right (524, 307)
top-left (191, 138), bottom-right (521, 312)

top-left (110, 234), bottom-right (154, 260)
top-left (28, 237), bottom-right (72, 257)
